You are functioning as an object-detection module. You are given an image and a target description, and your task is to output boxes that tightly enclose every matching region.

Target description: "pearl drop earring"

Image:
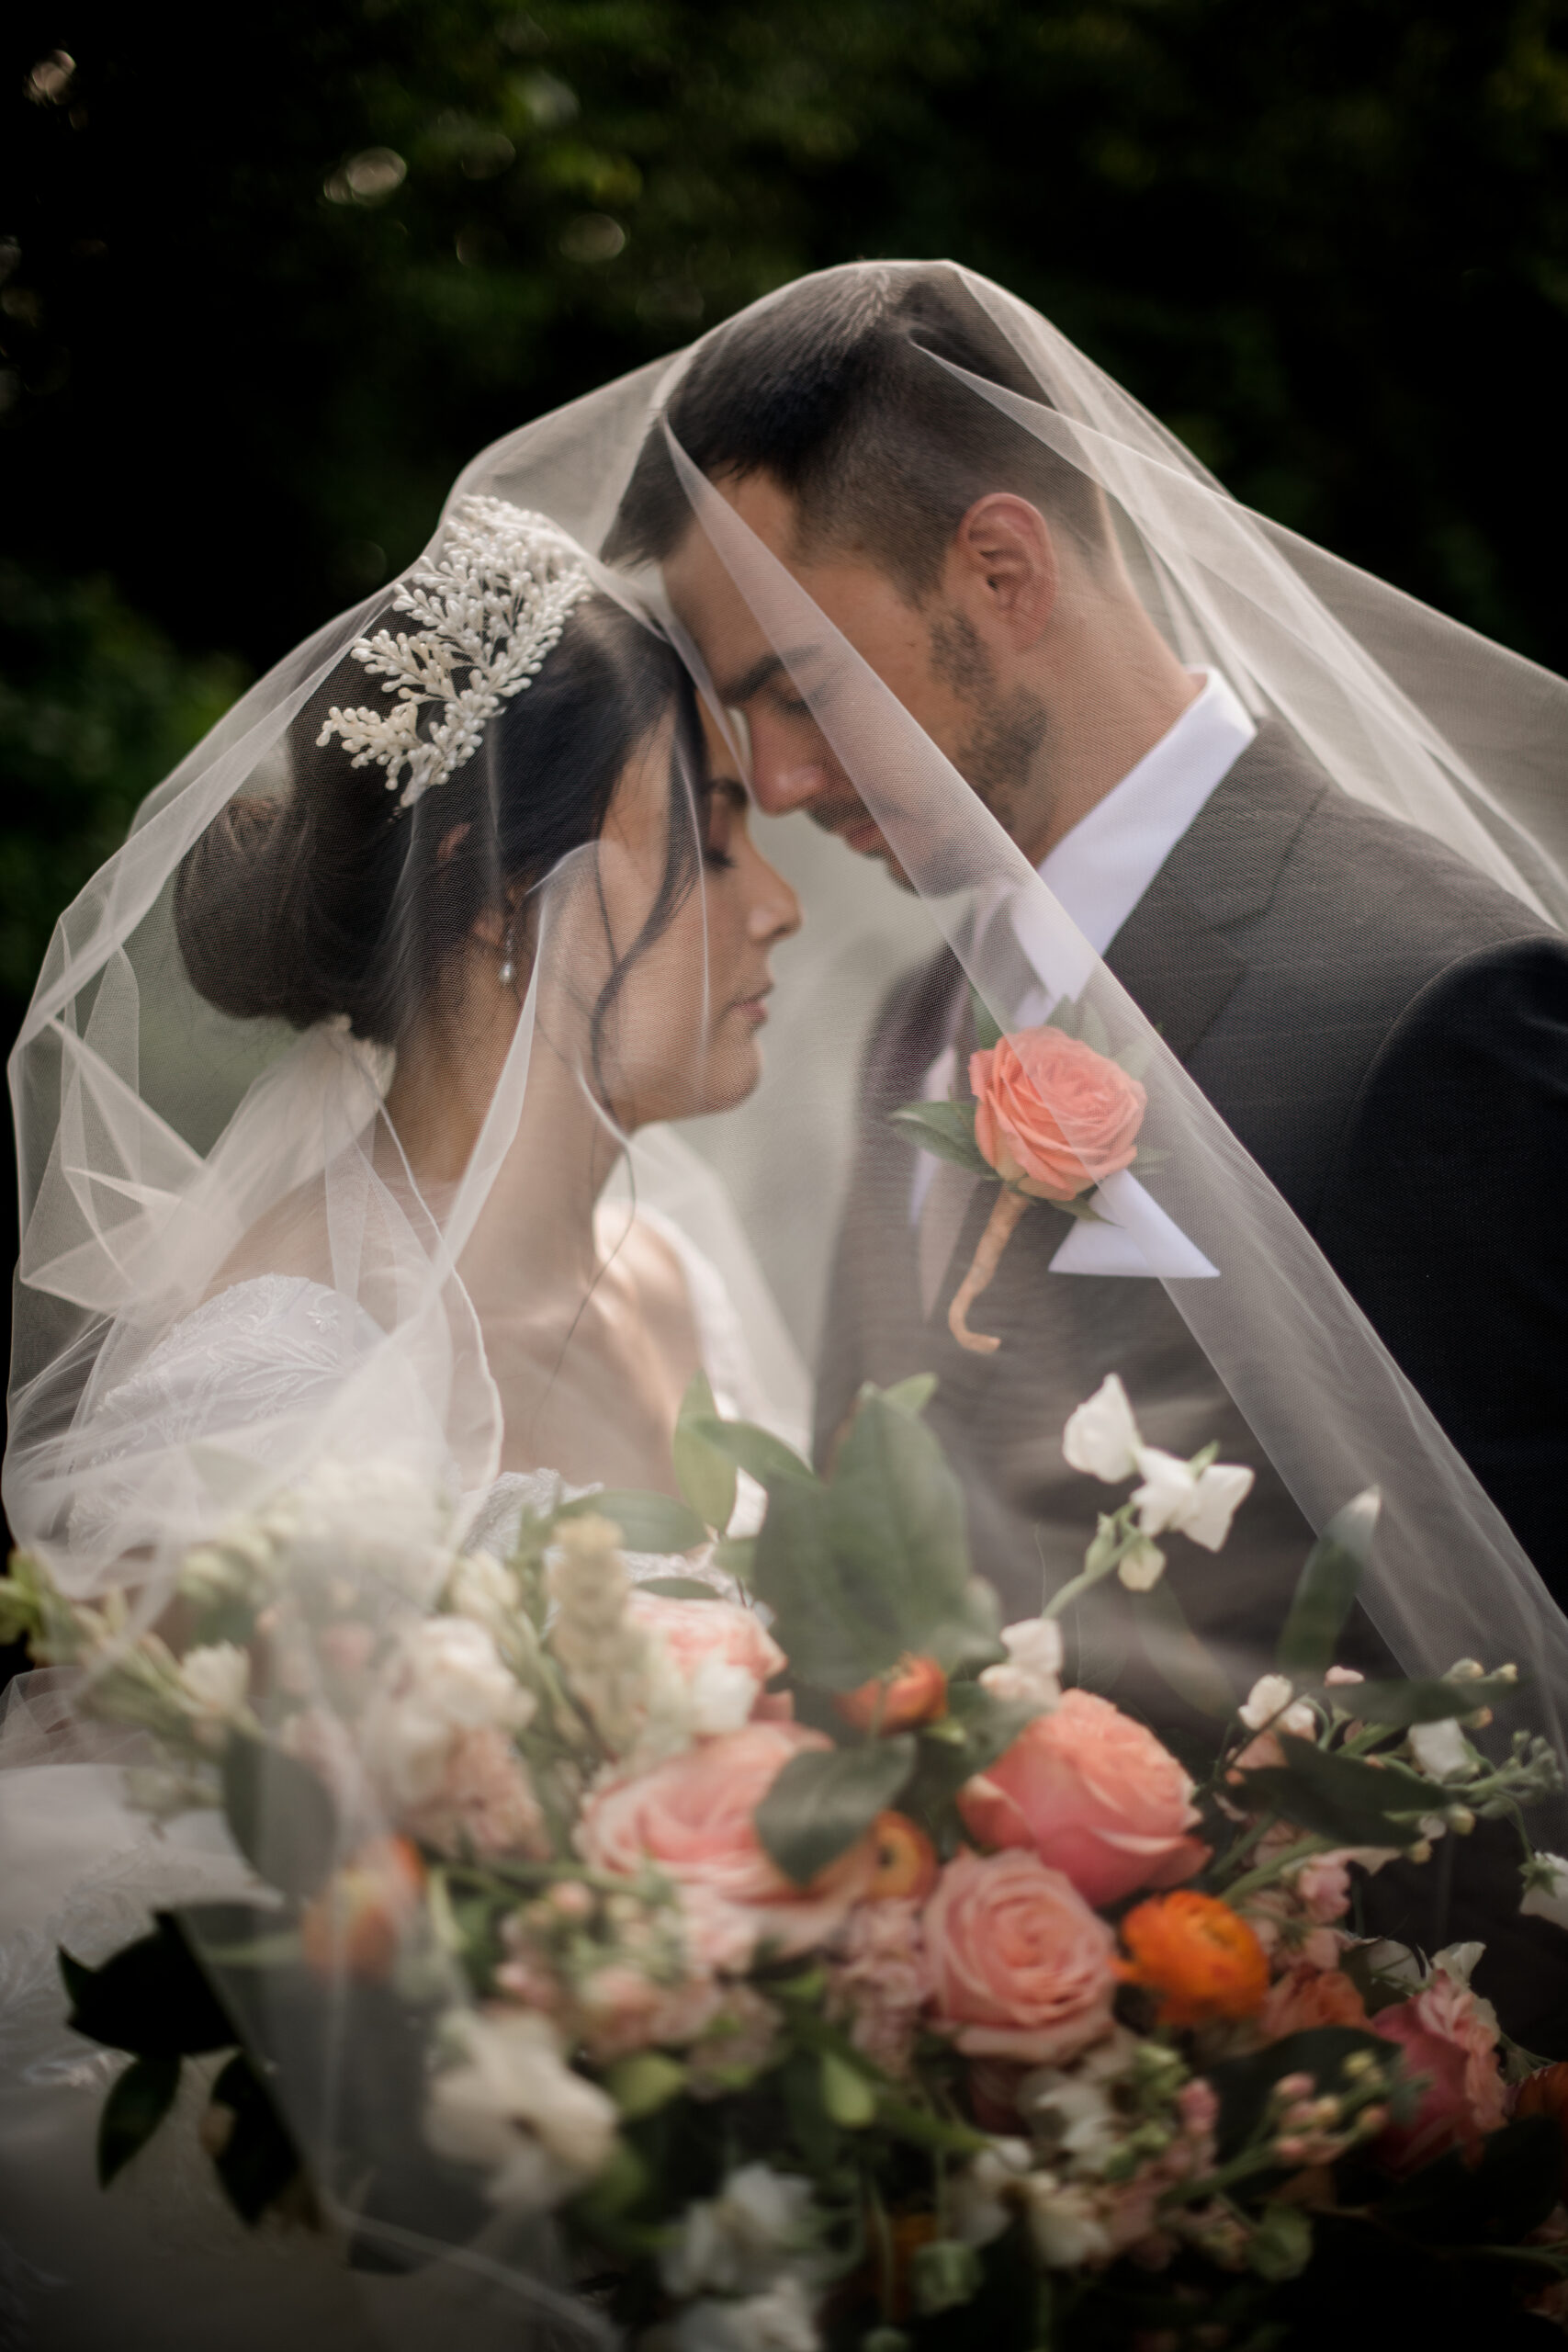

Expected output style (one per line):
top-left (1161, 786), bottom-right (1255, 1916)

top-left (499, 922), bottom-right (515, 988)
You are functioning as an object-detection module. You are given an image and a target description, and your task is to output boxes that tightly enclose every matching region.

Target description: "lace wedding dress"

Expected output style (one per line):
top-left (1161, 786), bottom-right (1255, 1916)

top-left (0, 1216), bottom-right (773, 2352)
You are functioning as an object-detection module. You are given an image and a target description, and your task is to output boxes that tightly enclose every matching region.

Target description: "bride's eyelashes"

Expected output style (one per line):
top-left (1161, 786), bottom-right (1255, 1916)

top-left (700, 779), bottom-right (747, 870)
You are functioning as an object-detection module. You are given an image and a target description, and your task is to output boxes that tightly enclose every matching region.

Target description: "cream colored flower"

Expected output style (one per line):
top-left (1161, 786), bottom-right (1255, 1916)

top-left (175, 1641), bottom-right (251, 1729)
top-left (948, 2139), bottom-right (1033, 2248)
top-left (979, 1617), bottom-right (1064, 1710)
top-left (425, 2008), bottom-right (616, 2210)
top-left (1521, 1853), bottom-right (1568, 1932)
top-left (1132, 1448), bottom-right (1253, 1551)
top-left (363, 1616), bottom-right (533, 1808)
top-left (1062, 1375), bottom-right (1141, 1484)
top-left (671, 2274), bottom-right (820, 2352)
top-left (661, 2164), bottom-right (818, 2299)
top-left (1115, 1537), bottom-right (1167, 1592)
top-left (1239, 1674), bottom-right (1314, 1738)
top-left (1408, 1718), bottom-right (1472, 1781)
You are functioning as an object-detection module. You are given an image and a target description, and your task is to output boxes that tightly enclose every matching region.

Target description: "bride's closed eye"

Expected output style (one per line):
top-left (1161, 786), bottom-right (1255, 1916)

top-left (701, 777), bottom-right (748, 871)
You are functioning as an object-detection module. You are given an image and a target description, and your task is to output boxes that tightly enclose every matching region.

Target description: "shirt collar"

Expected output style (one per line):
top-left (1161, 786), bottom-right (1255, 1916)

top-left (1033, 668), bottom-right (1257, 958)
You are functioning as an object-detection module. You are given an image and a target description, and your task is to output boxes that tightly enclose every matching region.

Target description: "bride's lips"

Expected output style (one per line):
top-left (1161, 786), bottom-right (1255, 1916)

top-left (730, 984), bottom-right (773, 1029)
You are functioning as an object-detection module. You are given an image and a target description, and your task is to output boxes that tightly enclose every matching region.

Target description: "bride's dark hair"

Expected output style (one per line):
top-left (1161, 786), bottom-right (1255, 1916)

top-left (175, 594), bottom-right (700, 1046)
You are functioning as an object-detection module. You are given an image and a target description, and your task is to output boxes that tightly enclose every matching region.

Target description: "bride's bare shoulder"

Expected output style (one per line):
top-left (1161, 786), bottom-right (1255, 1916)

top-left (595, 1208), bottom-right (698, 1348)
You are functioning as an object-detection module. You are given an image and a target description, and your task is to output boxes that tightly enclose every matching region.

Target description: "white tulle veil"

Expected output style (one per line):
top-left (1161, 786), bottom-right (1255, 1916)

top-left (4, 259), bottom-right (1567, 2341)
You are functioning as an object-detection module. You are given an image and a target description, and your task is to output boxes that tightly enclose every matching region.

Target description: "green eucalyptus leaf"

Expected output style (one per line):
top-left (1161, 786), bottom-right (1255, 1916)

top-left (62, 1913), bottom-right (236, 2058)
top-left (755, 1736), bottom-right (916, 1884)
top-left (222, 1731), bottom-right (338, 1900)
top-left (820, 2047), bottom-right (877, 2128)
top-left (1303, 1669), bottom-right (1517, 1727)
top-left (673, 1370), bottom-right (739, 1532)
top-left (750, 1476), bottom-right (885, 1689)
top-left (1275, 1489), bottom-right (1381, 1679)
top-left (1239, 1732), bottom-right (1433, 1846)
top-left (209, 2052), bottom-right (302, 2227)
top-left (637, 1577), bottom-right (725, 1600)
top-left (883, 1372), bottom-right (938, 1417)
top-left (556, 1488), bottom-right (709, 1554)
top-left (604, 2051), bottom-right (687, 2119)
top-left (687, 1416), bottom-right (816, 1492)
top-left (1130, 1578), bottom-right (1235, 1719)
top-left (98, 2052), bottom-right (182, 2186)
top-left (712, 1535), bottom-right (757, 1588)
top-left (887, 1100), bottom-right (992, 1178)
top-left (829, 1388), bottom-right (973, 1650)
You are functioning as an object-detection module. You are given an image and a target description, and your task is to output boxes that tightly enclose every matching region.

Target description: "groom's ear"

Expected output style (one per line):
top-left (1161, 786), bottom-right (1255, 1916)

top-left (944, 494), bottom-right (1058, 649)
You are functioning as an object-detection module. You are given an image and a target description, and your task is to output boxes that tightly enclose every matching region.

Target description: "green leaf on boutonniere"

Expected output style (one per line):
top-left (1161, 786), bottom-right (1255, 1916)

top-left (968, 986), bottom-right (1003, 1053)
top-left (1114, 1036), bottom-right (1155, 1081)
top-left (97, 2052), bottom-right (182, 2186)
top-left (637, 1577), bottom-right (725, 1600)
top-left (887, 1098), bottom-right (993, 1178)
top-left (673, 1369), bottom-right (739, 1533)
top-left (756, 1734), bottom-right (917, 1884)
top-left (1275, 1488), bottom-right (1382, 1679)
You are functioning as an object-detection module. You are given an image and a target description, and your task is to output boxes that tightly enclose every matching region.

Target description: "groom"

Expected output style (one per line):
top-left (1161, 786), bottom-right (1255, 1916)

top-left (608, 265), bottom-right (1568, 1639)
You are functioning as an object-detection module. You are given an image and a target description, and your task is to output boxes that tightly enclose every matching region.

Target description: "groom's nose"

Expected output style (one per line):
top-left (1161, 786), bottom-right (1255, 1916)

top-left (747, 717), bottom-right (839, 818)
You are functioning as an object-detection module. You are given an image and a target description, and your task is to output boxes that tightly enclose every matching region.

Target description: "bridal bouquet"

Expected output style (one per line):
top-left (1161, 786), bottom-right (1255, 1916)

top-left (8, 1373), bottom-right (1568, 2346)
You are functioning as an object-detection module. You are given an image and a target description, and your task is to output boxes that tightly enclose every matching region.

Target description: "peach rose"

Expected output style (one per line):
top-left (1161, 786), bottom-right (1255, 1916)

top-left (959, 1687), bottom-right (1207, 1908)
top-left (624, 1590), bottom-right (785, 1694)
top-left (579, 1719), bottom-right (874, 1958)
top-left (1372, 1969), bottom-right (1507, 2174)
top-left (969, 1026), bottom-right (1146, 1203)
top-left (924, 1847), bottom-right (1117, 2064)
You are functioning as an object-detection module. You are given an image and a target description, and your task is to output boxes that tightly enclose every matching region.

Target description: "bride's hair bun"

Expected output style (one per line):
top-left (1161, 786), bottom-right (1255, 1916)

top-left (175, 594), bottom-right (684, 1042)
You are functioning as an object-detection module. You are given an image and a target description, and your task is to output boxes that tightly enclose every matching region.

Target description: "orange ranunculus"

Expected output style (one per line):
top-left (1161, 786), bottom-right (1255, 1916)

top-left (836, 1655), bottom-right (948, 1734)
top-left (866, 1811), bottom-right (939, 1902)
top-left (300, 1835), bottom-right (426, 1981)
top-left (970, 1026), bottom-right (1146, 1203)
top-left (1116, 1891), bottom-right (1269, 2030)
top-left (1515, 2062), bottom-right (1568, 2198)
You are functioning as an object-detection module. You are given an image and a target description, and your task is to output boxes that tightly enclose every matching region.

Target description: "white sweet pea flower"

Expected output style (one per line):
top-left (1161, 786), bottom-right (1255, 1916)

top-left (1018, 2071), bottom-right (1122, 2172)
top-left (1021, 2176), bottom-right (1114, 2269)
top-left (425, 2008), bottom-right (617, 2211)
top-left (1132, 1448), bottom-right (1254, 1551)
top-left (661, 2164), bottom-right (819, 2298)
top-left (671, 2274), bottom-right (820, 2352)
top-left (1521, 1854), bottom-right (1568, 1932)
top-left (363, 1615), bottom-right (534, 1807)
top-left (946, 2139), bottom-right (1033, 2248)
top-left (1238, 1674), bottom-right (1314, 1737)
top-left (1408, 1717), bottom-right (1472, 1781)
top-left (1062, 1374), bottom-right (1142, 1484)
top-left (1116, 1537), bottom-right (1166, 1592)
top-left (175, 1642), bottom-right (251, 1730)
top-left (1432, 1941), bottom-right (1487, 1988)
top-left (979, 1619), bottom-right (1064, 1710)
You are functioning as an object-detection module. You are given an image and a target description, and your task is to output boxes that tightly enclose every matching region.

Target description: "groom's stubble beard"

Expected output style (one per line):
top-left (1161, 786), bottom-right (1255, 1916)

top-left (927, 605), bottom-right (1050, 851)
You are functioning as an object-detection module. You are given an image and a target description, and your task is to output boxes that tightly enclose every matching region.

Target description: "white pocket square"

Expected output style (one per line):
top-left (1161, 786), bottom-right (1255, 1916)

top-left (1048, 1170), bottom-right (1218, 1281)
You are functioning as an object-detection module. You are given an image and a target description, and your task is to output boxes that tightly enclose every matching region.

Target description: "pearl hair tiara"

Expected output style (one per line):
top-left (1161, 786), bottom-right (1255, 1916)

top-left (317, 494), bottom-right (594, 809)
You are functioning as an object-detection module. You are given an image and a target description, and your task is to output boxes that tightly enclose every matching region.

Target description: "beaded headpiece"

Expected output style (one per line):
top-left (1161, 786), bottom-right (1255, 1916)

top-left (317, 495), bottom-right (594, 810)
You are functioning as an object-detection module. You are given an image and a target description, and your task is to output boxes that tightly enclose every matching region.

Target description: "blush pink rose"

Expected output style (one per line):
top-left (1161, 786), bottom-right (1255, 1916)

top-left (579, 1720), bottom-right (874, 1958)
top-left (924, 1847), bottom-right (1116, 2064)
top-left (959, 1687), bottom-right (1207, 1907)
top-left (625, 1591), bottom-right (786, 1697)
top-left (1372, 1970), bottom-right (1507, 2174)
top-left (969, 1027), bottom-right (1146, 1203)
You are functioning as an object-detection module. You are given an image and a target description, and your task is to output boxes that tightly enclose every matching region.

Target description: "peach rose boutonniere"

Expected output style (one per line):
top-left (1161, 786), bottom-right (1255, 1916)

top-left (891, 992), bottom-right (1149, 1352)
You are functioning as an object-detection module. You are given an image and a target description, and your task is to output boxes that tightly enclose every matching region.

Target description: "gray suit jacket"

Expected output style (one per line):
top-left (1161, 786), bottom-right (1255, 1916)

top-left (817, 724), bottom-right (1568, 1639)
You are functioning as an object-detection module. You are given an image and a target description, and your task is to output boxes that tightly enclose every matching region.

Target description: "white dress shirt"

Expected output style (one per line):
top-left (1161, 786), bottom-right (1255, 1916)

top-left (910, 668), bottom-right (1256, 1229)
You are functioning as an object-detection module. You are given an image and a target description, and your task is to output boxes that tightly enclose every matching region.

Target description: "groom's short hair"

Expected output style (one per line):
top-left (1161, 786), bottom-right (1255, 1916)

top-left (606, 263), bottom-right (1110, 596)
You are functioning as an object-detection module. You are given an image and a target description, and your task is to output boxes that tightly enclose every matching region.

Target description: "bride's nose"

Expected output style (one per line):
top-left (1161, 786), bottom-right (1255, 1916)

top-left (745, 850), bottom-right (802, 944)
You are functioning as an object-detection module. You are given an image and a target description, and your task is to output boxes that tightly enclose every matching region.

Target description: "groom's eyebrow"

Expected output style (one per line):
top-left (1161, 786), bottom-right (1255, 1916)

top-left (717, 652), bottom-right (784, 706)
top-left (717, 645), bottom-right (824, 707)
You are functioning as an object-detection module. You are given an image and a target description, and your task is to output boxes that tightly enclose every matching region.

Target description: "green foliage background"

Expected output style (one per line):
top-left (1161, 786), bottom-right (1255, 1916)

top-left (6, 0), bottom-right (1568, 1044)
